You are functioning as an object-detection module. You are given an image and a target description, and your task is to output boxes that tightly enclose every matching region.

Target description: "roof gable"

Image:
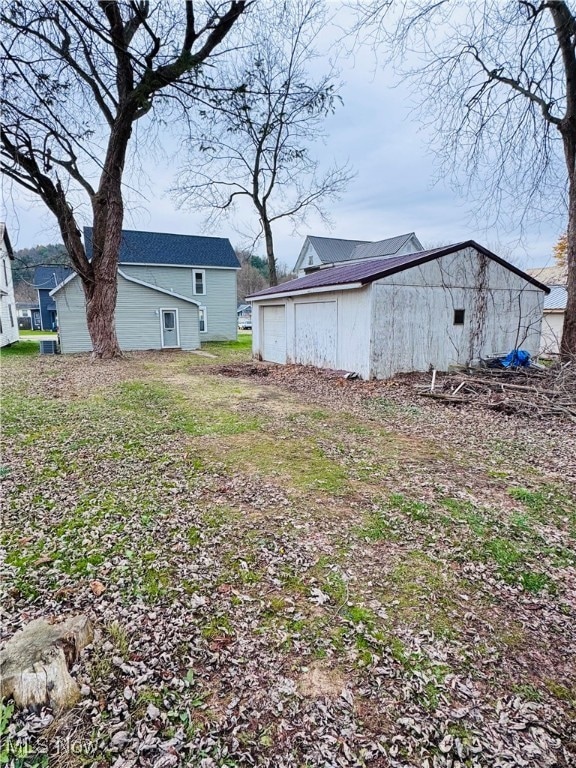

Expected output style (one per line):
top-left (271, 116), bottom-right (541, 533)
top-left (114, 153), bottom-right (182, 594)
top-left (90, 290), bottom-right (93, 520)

top-left (84, 228), bottom-right (239, 269)
top-left (249, 241), bottom-right (550, 299)
top-left (0, 223), bottom-right (13, 259)
top-left (294, 232), bottom-right (424, 272)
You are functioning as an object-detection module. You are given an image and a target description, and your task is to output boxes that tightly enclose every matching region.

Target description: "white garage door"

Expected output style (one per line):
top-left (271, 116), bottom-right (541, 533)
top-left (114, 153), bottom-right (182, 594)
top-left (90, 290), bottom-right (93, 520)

top-left (262, 305), bottom-right (286, 364)
top-left (295, 301), bottom-right (337, 369)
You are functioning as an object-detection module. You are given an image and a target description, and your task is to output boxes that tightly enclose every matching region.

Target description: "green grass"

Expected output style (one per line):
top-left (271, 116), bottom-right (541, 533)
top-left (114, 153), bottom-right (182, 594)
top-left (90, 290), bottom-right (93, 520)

top-left (2, 347), bottom-right (575, 755)
top-left (19, 330), bottom-right (57, 337)
top-left (0, 340), bottom-right (40, 356)
top-left (183, 333), bottom-right (253, 366)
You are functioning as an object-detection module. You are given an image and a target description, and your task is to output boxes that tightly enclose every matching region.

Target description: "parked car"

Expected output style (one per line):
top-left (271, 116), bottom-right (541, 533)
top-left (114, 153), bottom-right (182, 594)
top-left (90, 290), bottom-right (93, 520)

top-left (238, 317), bottom-right (252, 330)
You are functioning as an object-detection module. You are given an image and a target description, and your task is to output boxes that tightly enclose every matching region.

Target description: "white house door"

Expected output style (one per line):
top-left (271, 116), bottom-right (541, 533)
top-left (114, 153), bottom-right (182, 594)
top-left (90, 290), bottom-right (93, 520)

top-left (262, 305), bottom-right (286, 363)
top-left (294, 301), bottom-right (337, 369)
top-left (161, 309), bottom-right (180, 348)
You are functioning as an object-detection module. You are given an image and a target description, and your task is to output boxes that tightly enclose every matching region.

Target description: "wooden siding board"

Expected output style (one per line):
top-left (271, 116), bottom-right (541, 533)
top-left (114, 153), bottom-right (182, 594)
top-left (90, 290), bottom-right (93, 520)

top-left (369, 250), bottom-right (544, 378)
top-left (294, 301), bottom-right (337, 368)
top-left (253, 289), bottom-right (371, 377)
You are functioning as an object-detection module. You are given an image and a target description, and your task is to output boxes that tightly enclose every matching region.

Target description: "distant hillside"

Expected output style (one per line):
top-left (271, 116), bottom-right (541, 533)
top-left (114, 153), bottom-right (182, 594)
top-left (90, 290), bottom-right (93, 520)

top-left (12, 244), bottom-right (69, 288)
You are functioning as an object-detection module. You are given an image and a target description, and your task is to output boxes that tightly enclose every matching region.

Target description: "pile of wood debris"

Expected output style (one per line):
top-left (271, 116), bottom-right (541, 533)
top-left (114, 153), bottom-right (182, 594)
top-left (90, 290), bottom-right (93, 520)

top-left (420, 361), bottom-right (576, 421)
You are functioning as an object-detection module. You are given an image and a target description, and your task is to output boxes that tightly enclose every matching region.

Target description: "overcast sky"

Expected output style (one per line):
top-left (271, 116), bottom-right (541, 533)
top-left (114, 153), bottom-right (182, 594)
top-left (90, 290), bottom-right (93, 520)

top-left (1, 5), bottom-right (563, 273)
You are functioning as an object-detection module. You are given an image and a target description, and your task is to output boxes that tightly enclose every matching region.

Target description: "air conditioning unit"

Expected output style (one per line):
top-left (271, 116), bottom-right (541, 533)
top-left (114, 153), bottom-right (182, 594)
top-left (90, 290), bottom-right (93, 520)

top-left (40, 340), bottom-right (60, 355)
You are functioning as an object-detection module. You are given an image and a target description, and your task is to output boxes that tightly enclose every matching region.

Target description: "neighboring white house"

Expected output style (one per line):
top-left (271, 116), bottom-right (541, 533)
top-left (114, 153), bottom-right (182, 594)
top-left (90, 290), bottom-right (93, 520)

top-left (52, 228), bottom-right (240, 353)
top-left (539, 286), bottom-right (567, 355)
top-left (249, 241), bottom-right (549, 380)
top-left (526, 266), bottom-right (568, 355)
top-left (293, 232), bottom-right (424, 275)
top-left (0, 223), bottom-right (18, 348)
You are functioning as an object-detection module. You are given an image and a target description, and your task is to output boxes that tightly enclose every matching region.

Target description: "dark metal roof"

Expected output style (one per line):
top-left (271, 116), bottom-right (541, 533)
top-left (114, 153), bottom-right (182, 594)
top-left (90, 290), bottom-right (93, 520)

top-left (544, 285), bottom-right (567, 311)
top-left (306, 236), bottom-right (369, 264)
top-left (249, 241), bottom-right (550, 298)
top-left (84, 227), bottom-right (239, 269)
top-left (304, 232), bottom-right (422, 266)
top-left (352, 233), bottom-right (423, 261)
top-left (34, 265), bottom-right (73, 289)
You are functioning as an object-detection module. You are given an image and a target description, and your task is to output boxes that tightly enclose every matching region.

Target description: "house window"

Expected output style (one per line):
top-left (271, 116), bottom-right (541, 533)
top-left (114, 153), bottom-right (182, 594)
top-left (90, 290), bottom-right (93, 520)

top-left (2, 259), bottom-right (7, 287)
top-left (453, 309), bottom-right (465, 325)
top-left (8, 304), bottom-right (14, 328)
top-left (164, 311), bottom-right (176, 330)
top-left (193, 270), bottom-right (205, 295)
top-left (199, 306), bottom-right (207, 333)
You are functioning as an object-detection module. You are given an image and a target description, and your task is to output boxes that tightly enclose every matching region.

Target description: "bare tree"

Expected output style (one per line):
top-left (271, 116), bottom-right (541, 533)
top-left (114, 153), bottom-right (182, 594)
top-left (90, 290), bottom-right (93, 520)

top-left (1, 1), bottom-right (248, 357)
top-left (353, 0), bottom-right (576, 359)
top-left (173, 0), bottom-right (353, 286)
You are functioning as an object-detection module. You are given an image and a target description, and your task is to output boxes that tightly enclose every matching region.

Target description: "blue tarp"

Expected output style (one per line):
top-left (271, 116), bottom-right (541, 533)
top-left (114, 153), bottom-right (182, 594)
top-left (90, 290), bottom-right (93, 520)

top-left (499, 349), bottom-right (532, 368)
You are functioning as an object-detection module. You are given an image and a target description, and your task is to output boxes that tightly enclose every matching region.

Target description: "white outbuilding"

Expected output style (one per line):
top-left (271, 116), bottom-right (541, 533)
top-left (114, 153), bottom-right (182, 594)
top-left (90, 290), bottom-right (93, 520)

top-left (248, 241), bottom-right (549, 379)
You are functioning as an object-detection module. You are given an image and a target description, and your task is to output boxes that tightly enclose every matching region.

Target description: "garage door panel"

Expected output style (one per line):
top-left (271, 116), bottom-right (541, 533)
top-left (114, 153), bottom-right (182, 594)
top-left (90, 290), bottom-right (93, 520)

top-left (294, 301), bottom-right (337, 368)
top-left (262, 305), bottom-right (286, 364)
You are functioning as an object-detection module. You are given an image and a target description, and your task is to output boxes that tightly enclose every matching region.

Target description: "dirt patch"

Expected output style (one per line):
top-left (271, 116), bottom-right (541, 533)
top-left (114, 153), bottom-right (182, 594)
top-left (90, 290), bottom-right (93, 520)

top-left (297, 661), bottom-right (347, 699)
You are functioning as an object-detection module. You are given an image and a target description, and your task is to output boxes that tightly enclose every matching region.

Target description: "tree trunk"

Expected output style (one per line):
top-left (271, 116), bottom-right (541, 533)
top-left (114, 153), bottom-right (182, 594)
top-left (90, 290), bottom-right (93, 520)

top-left (562, 170), bottom-right (576, 359)
top-left (84, 273), bottom-right (121, 358)
top-left (83, 116), bottom-right (133, 358)
top-left (0, 616), bottom-right (93, 711)
top-left (262, 216), bottom-right (278, 286)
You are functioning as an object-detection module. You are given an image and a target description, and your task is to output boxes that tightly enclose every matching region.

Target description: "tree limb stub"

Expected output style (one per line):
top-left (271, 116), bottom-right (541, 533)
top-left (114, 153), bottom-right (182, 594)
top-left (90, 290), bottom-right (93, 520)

top-left (0, 616), bottom-right (94, 711)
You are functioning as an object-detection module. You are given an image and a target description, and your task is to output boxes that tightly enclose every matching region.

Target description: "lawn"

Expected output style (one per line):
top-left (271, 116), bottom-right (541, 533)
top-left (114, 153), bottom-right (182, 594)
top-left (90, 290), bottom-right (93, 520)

top-left (19, 330), bottom-right (58, 337)
top-left (1, 342), bottom-right (574, 767)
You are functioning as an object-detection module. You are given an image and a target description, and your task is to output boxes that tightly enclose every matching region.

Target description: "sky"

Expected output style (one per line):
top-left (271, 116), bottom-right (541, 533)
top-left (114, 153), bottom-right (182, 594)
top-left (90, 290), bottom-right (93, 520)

top-left (1, 5), bottom-right (564, 274)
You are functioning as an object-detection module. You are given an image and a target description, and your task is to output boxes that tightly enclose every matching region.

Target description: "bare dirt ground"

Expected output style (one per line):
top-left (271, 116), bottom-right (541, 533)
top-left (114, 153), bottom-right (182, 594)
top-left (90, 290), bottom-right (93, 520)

top-left (1, 346), bottom-right (575, 767)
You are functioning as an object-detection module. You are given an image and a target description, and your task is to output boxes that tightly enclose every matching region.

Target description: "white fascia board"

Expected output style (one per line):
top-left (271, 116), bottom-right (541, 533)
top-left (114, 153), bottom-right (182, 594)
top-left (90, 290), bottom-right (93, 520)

top-left (120, 262), bottom-right (240, 271)
top-left (118, 270), bottom-right (201, 305)
top-left (292, 237), bottom-right (312, 273)
top-left (248, 282), bottom-right (363, 302)
top-left (49, 271), bottom-right (77, 295)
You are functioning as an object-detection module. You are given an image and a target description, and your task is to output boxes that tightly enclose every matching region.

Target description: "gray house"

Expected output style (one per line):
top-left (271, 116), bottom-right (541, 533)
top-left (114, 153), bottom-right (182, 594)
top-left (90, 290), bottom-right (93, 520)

top-left (52, 228), bottom-right (239, 353)
top-left (293, 232), bottom-right (423, 274)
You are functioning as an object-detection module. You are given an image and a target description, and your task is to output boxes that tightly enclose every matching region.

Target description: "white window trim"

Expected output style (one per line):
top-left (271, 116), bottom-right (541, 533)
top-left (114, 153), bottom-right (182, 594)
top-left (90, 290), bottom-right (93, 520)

top-left (159, 307), bottom-right (180, 348)
top-left (193, 269), bottom-right (206, 296)
top-left (199, 305), bottom-right (208, 334)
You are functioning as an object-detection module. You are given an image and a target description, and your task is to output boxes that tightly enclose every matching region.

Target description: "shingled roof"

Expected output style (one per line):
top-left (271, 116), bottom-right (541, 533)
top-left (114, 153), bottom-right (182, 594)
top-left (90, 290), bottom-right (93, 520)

top-left (249, 241), bottom-right (550, 299)
top-left (84, 228), bottom-right (239, 269)
top-left (34, 265), bottom-right (73, 288)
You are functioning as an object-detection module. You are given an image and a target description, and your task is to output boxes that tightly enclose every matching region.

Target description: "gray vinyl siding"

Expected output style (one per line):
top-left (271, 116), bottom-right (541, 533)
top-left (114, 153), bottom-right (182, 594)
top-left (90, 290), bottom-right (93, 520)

top-left (120, 266), bottom-right (195, 299)
top-left (121, 265), bottom-right (237, 341)
top-left (56, 273), bottom-right (200, 353)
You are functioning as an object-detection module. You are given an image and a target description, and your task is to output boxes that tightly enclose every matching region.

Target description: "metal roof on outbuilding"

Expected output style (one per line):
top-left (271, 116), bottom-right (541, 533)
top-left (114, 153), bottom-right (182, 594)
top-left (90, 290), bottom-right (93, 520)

top-left (249, 241), bottom-right (550, 299)
top-left (544, 285), bottom-right (567, 311)
top-left (84, 228), bottom-right (240, 269)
